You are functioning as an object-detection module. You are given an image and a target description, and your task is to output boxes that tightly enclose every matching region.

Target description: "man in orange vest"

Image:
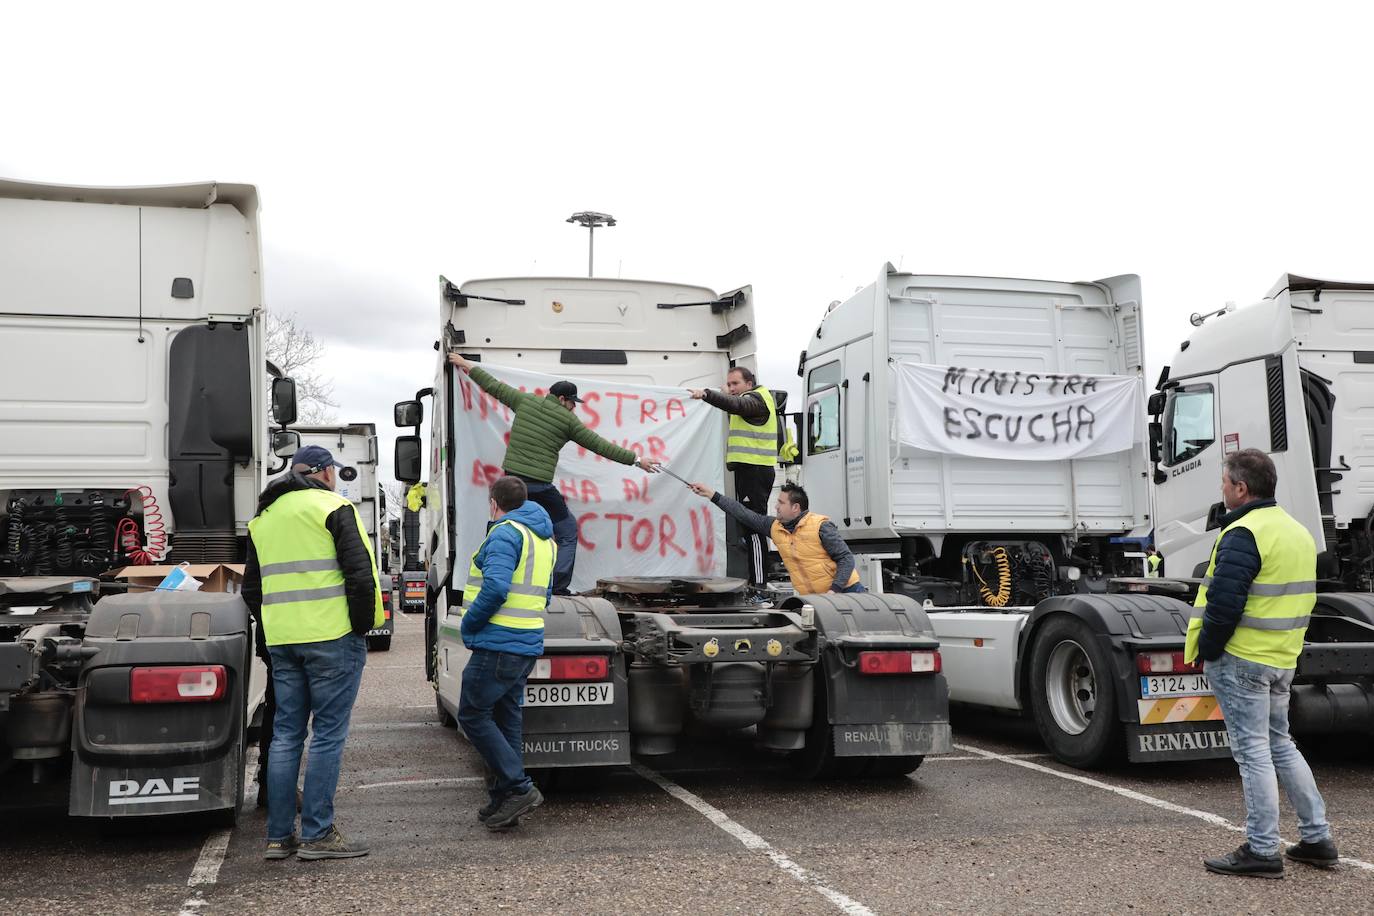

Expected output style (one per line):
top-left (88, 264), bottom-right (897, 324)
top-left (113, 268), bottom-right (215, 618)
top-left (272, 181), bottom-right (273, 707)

top-left (688, 481), bottom-right (863, 595)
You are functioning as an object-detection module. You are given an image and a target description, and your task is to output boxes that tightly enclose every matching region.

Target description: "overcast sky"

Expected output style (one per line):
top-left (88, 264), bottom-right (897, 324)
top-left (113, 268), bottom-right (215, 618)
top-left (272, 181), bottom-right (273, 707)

top-left (7, 2), bottom-right (1373, 482)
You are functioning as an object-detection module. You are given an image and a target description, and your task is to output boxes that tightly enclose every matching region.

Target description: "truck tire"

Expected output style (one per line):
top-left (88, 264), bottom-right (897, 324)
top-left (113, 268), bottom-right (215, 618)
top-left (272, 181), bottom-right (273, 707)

top-left (436, 690), bottom-right (456, 728)
top-left (788, 676), bottom-right (839, 780)
top-left (868, 755), bottom-right (925, 778)
top-left (1028, 615), bottom-right (1122, 768)
top-left (367, 635), bottom-right (392, 652)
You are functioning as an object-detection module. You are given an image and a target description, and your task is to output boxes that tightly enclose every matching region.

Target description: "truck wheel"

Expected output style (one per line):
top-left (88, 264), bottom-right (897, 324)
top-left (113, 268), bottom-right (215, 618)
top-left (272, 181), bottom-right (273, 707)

top-left (788, 677), bottom-right (839, 780)
top-left (367, 635), bottom-right (392, 652)
top-left (1028, 616), bottom-right (1122, 768)
top-left (436, 690), bottom-right (456, 728)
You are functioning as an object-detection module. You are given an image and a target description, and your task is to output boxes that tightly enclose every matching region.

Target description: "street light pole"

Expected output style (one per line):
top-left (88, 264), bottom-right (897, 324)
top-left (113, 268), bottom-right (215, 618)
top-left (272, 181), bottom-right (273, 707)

top-left (566, 211), bottom-right (616, 278)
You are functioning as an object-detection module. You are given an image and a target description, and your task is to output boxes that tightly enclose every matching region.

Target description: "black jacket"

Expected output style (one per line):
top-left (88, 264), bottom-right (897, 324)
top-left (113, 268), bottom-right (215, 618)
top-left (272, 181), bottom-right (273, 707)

top-left (703, 388), bottom-right (770, 424)
top-left (1197, 498), bottom-right (1272, 661)
top-left (243, 473), bottom-right (379, 647)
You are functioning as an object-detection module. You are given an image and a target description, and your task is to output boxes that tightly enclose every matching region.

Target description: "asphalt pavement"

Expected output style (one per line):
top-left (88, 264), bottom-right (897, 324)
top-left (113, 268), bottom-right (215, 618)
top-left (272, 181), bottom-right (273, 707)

top-left (4, 610), bottom-right (1373, 915)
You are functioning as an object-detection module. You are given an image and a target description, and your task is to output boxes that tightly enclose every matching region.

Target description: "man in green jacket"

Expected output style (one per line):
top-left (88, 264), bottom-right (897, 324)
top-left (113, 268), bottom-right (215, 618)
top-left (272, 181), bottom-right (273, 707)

top-left (449, 352), bottom-right (661, 594)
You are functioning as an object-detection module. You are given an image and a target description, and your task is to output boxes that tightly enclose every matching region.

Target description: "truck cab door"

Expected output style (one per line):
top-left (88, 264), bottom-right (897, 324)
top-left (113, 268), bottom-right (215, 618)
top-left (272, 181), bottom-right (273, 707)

top-left (804, 358), bottom-right (846, 528)
top-left (1154, 376), bottom-right (1222, 575)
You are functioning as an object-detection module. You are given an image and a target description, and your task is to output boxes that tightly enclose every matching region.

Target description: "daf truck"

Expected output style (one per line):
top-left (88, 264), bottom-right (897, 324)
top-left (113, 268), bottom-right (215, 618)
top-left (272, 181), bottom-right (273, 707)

top-left (0, 178), bottom-right (296, 821)
top-left (268, 423), bottom-right (392, 650)
top-left (393, 275), bottom-right (952, 779)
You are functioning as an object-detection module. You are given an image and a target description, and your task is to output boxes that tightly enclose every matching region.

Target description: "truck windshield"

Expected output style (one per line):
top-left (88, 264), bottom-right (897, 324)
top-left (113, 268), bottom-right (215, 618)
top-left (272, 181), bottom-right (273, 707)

top-left (1163, 384), bottom-right (1215, 465)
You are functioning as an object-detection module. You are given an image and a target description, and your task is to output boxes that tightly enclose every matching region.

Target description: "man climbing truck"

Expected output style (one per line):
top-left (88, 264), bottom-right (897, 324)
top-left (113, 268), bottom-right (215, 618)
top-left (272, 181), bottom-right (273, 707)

top-left (394, 273), bottom-right (951, 778)
top-left (0, 177), bottom-right (297, 821)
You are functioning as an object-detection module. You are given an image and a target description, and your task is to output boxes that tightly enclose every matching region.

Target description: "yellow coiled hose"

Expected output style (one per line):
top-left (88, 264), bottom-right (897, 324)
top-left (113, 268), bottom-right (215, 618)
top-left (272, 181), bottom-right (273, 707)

top-left (971, 546), bottom-right (1012, 607)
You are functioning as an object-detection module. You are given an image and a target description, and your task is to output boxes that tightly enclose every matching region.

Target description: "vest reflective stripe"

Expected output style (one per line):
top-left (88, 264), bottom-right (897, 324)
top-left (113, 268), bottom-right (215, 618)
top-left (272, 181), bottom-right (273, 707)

top-left (248, 487), bottom-right (384, 646)
top-left (1185, 505), bottom-right (1317, 669)
top-left (769, 512), bottom-right (860, 594)
top-left (726, 387), bottom-right (779, 467)
top-left (261, 558), bottom-right (342, 576)
top-left (462, 520), bottom-right (555, 630)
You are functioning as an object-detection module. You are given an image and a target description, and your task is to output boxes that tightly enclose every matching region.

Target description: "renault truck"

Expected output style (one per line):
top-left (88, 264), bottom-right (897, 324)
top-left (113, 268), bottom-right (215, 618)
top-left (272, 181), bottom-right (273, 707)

top-left (393, 274), bottom-right (952, 779)
top-left (0, 178), bottom-right (296, 822)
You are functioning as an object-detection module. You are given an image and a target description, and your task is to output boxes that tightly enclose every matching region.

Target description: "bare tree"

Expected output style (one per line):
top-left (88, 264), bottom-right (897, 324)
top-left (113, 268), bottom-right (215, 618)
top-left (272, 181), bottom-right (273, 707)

top-left (380, 481), bottom-right (407, 523)
top-left (265, 311), bottom-right (339, 424)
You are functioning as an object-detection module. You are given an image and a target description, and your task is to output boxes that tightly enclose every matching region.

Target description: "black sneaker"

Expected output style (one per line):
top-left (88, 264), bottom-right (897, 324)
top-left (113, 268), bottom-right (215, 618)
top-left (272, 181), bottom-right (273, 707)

top-left (484, 785), bottom-right (544, 830)
top-left (263, 835), bottom-right (299, 860)
top-left (478, 797), bottom-right (503, 823)
top-left (297, 825), bottom-right (370, 860)
top-left (1204, 843), bottom-right (1284, 879)
top-left (1286, 838), bottom-right (1339, 869)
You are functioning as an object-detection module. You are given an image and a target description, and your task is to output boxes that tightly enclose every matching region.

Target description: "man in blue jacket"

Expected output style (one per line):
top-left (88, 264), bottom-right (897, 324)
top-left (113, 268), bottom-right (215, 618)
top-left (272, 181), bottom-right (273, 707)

top-left (458, 476), bottom-right (556, 830)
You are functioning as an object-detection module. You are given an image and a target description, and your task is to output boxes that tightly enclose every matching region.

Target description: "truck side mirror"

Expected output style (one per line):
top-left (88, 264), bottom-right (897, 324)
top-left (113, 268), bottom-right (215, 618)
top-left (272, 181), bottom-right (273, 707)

top-left (1147, 421), bottom-right (1163, 464)
top-left (1146, 392), bottom-right (1166, 416)
top-left (272, 430), bottom-right (301, 459)
top-left (395, 435), bottom-right (422, 483)
top-left (395, 400), bottom-right (423, 428)
top-left (271, 377), bottom-right (298, 427)
top-left (1205, 500), bottom-right (1226, 531)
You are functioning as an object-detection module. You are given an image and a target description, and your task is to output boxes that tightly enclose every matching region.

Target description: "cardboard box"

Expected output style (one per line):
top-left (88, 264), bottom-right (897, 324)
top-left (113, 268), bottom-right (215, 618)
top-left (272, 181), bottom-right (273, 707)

top-left (111, 563), bottom-right (245, 595)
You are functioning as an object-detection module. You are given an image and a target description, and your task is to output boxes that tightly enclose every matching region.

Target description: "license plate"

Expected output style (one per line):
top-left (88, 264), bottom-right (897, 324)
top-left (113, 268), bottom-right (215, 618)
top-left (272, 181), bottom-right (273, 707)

top-left (524, 682), bottom-right (614, 707)
top-left (1140, 674), bottom-right (1211, 698)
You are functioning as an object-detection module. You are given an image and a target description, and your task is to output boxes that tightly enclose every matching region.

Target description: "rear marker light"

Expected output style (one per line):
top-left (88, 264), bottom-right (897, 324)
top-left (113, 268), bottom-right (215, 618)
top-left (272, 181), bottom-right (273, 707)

top-left (529, 655), bottom-right (610, 682)
top-left (857, 650), bottom-right (942, 675)
top-left (1136, 651), bottom-right (1201, 675)
top-left (130, 665), bottom-right (227, 703)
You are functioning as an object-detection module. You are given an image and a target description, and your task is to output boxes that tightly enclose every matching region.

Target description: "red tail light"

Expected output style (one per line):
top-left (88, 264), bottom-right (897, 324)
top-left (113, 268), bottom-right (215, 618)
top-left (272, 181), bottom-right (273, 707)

top-left (1136, 651), bottom-right (1201, 675)
top-left (130, 666), bottom-right (227, 703)
top-left (530, 655), bottom-right (610, 682)
top-left (857, 650), bottom-right (942, 675)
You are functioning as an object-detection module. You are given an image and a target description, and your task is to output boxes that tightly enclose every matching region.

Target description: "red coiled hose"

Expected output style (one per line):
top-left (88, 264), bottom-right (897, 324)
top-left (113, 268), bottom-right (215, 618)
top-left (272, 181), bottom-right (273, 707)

top-left (122, 486), bottom-right (168, 563)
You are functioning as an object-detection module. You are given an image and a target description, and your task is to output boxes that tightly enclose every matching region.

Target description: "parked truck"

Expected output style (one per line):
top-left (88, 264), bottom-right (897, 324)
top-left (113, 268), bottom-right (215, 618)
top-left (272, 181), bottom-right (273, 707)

top-left (269, 423), bottom-right (392, 650)
top-left (0, 178), bottom-right (296, 821)
top-left (797, 265), bottom-right (1374, 767)
top-left (393, 274), bottom-right (951, 778)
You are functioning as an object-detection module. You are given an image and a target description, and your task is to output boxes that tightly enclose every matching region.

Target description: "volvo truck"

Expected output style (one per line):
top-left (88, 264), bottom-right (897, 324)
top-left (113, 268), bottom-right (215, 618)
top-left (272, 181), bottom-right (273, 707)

top-left (393, 275), bottom-right (951, 779)
top-left (0, 178), bottom-right (296, 821)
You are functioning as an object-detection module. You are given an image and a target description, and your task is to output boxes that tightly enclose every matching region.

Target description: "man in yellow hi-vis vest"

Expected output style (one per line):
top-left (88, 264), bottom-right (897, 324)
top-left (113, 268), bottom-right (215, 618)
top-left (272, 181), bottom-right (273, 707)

top-left (689, 365), bottom-right (779, 590)
top-left (243, 446), bottom-right (383, 861)
top-left (458, 475), bottom-right (555, 830)
top-left (1187, 449), bottom-right (1336, 878)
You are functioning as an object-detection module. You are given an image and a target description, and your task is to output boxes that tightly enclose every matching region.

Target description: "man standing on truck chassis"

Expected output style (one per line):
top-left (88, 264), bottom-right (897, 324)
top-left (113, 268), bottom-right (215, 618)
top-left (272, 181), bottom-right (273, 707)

top-left (448, 352), bottom-right (662, 594)
top-left (459, 475), bottom-right (555, 830)
top-left (689, 366), bottom-right (780, 589)
top-left (687, 481), bottom-right (863, 595)
top-left (1186, 448), bottom-right (1337, 878)
top-left (244, 446), bottom-right (383, 861)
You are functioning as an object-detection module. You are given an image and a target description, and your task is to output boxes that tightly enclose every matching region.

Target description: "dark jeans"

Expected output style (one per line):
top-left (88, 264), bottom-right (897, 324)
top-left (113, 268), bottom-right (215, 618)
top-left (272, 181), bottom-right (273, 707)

top-left (733, 464), bottom-right (776, 587)
top-left (522, 480), bottom-right (578, 595)
top-left (265, 633), bottom-right (367, 842)
top-left (458, 648), bottom-right (537, 802)
top-left (836, 582), bottom-right (867, 594)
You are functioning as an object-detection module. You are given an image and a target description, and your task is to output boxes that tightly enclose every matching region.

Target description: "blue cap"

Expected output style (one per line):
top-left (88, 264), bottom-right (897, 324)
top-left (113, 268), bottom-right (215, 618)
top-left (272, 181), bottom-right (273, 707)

top-left (291, 445), bottom-right (343, 473)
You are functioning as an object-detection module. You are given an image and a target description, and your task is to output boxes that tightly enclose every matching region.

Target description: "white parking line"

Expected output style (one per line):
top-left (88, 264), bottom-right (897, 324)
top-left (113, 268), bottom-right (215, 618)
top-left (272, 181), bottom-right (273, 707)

top-left (633, 764), bottom-right (875, 916)
top-left (933, 752), bottom-right (1051, 762)
top-left (954, 743), bottom-right (1374, 873)
top-left (175, 756), bottom-right (259, 913)
top-left (355, 776), bottom-right (487, 790)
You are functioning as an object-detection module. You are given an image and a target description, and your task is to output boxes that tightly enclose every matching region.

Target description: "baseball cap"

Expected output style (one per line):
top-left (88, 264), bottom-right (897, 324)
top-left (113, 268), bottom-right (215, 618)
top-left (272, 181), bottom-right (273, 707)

top-left (292, 445), bottom-right (343, 473)
top-left (549, 380), bottom-right (584, 403)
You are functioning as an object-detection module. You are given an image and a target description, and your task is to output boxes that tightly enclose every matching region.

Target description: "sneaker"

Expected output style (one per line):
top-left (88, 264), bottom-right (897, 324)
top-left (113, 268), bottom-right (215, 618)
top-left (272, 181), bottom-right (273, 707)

top-left (484, 785), bottom-right (544, 830)
top-left (1286, 838), bottom-right (1339, 869)
top-left (1204, 843), bottom-right (1284, 879)
top-left (296, 825), bottom-right (370, 860)
top-left (478, 797), bottom-right (503, 823)
top-left (263, 835), bottom-right (299, 860)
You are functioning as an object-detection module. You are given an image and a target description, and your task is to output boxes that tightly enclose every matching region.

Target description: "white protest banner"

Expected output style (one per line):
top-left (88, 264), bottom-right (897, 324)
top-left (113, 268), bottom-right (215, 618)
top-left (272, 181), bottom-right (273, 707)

top-left (896, 362), bottom-right (1142, 461)
top-left (451, 365), bottom-right (726, 591)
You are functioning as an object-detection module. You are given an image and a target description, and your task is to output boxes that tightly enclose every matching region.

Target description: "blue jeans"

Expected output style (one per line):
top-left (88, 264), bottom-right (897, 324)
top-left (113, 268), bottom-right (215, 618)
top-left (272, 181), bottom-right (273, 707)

top-left (1205, 651), bottom-right (1331, 856)
top-left (523, 481), bottom-right (578, 594)
top-left (266, 633), bottom-right (367, 842)
top-left (458, 648), bottom-right (536, 803)
top-left (836, 582), bottom-right (867, 594)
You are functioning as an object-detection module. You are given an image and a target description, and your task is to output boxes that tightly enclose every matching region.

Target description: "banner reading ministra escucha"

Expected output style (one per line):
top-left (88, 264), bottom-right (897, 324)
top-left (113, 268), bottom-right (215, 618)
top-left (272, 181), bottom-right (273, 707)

top-left (896, 362), bottom-right (1143, 461)
top-left (450, 364), bottom-right (727, 592)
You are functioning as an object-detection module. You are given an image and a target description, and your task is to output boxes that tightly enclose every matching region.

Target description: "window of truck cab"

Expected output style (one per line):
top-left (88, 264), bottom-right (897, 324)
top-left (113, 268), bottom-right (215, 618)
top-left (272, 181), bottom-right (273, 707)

top-left (806, 361), bottom-right (842, 455)
top-left (1163, 383), bottom-right (1215, 465)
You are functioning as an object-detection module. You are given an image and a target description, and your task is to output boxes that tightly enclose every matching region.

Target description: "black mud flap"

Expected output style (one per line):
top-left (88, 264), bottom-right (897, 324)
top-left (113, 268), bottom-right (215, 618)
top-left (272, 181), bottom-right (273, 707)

top-left (789, 593), bottom-right (954, 758)
top-left (68, 591), bottom-right (251, 817)
top-left (1126, 721), bottom-right (1232, 763)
